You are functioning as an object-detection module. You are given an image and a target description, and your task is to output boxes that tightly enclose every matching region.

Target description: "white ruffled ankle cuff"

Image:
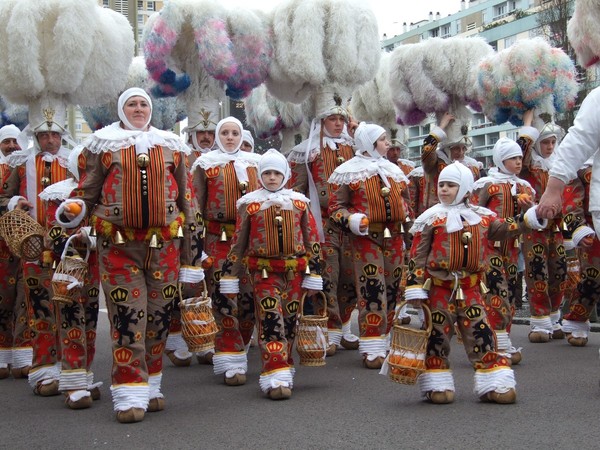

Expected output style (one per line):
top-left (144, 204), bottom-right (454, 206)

top-left (259, 368), bottom-right (294, 393)
top-left (59, 369), bottom-right (88, 391)
top-left (28, 362), bottom-right (60, 389)
top-left (165, 332), bottom-right (191, 355)
top-left (213, 352), bottom-right (248, 375)
top-left (473, 367), bottom-right (516, 397)
top-left (561, 319), bottom-right (590, 334)
top-left (0, 349), bottom-right (12, 365)
top-left (495, 330), bottom-right (510, 352)
top-left (328, 330), bottom-right (342, 346)
top-left (149, 373), bottom-right (163, 399)
top-left (13, 347), bottom-right (33, 368)
top-left (111, 384), bottom-right (150, 411)
top-left (530, 316), bottom-right (552, 333)
top-left (418, 370), bottom-right (455, 397)
top-left (359, 336), bottom-right (387, 359)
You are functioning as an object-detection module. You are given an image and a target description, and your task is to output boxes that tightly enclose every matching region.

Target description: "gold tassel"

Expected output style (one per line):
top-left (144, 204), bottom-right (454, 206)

top-left (149, 233), bottom-right (159, 249)
top-left (176, 225), bottom-right (184, 238)
top-left (114, 230), bottom-right (125, 245)
top-left (455, 286), bottom-right (465, 300)
top-left (422, 278), bottom-right (432, 291)
top-left (261, 268), bottom-right (269, 279)
top-left (479, 281), bottom-right (490, 295)
top-left (383, 227), bottom-right (392, 239)
top-left (220, 227), bottom-right (227, 242)
top-left (286, 269), bottom-right (295, 281)
top-left (89, 227), bottom-right (97, 237)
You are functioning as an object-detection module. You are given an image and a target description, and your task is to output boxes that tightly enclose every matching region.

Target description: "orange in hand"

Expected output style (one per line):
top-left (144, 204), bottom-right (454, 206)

top-left (360, 217), bottom-right (369, 230)
top-left (517, 193), bottom-right (531, 203)
top-left (65, 202), bottom-right (82, 216)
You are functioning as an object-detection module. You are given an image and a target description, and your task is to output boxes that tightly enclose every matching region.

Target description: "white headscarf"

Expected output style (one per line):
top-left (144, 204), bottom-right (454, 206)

top-left (411, 162), bottom-right (492, 234)
top-left (354, 122), bottom-right (386, 159)
top-left (215, 116), bottom-right (243, 155)
top-left (118, 87), bottom-right (153, 131)
top-left (473, 137), bottom-right (533, 196)
top-left (532, 122), bottom-right (562, 171)
top-left (0, 124), bottom-right (20, 143)
top-left (238, 149), bottom-right (308, 211)
top-left (242, 129), bottom-right (255, 152)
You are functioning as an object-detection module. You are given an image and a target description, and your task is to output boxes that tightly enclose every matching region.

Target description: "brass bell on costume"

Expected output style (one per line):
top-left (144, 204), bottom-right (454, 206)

top-left (455, 286), bottom-right (465, 300)
top-left (461, 231), bottom-right (472, 245)
top-left (220, 227), bottom-right (227, 242)
top-left (286, 269), bottom-right (295, 281)
top-left (89, 226), bottom-right (97, 237)
top-left (51, 260), bottom-right (57, 270)
top-left (494, 241), bottom-right (501, 248)
top-left (114, 230), bottom-right (125, 245)
top-left (176, 225), bottom-right (184, 238)
top-left (400, 222), bottom-right (405, 233)
top-left (562, 221), bottom-right (569, 231)
top-left (336, 156), bottom-right (345, 165)
top-left (380, 187), bottom-right (390, 198)
top-left (514, 238), bottom-right (520, 248)
top-left (149, 233), bottom-right (159, 249)
top-left (480, 281), bottom-right (490, 295)
top-left (239, 181), bottom-right (248, 192)
top-left (137, 153), bottom-right (150, 168)
top-left (383, 227), bottom-right (392, 239)
top-left (305, 265), bottom-right (311, 275)
top-left (41, 176), bottom-right (51, 187)
top-left (554, 225), bottom-right (560, 233)
top-left (422, 278), bottom-right (432, 291)
top-left (261, 268), bottom-right (269, 279)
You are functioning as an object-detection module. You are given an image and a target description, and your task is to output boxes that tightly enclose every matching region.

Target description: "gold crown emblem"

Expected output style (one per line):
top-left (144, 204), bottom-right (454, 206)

top-left (205, 167), bottom-right (220, 178)
top-left (572, 304), bottom-right (587, 316)
top-left (481, 352), bottom-right (497, 364)
top-left (363, 263), bottom-right (378, 277)
top-left (293, 200), bottom-right (306, 211)
top-left (150, 342), bottom-right (164, 356)
top-left (67, 328), bottom-right (82, 340)
top-left (506, 265), bottom-right (517, 276)
top-left (490, 256), bottom-right (503, 268)
top-left (260, 296), bottom-right (277, 311)
top-left (26, 277), bottom-right (39, 287)
top-left (563, 213), bottom-right (573, 224)
top-left (312, 242), bottom-right (321, 254)
top-left (426, 355), bottom-right (444, 369)
top-left (240, 320), bottom-right (254, 330)
top-left (162, 284), bottom-right (177, 300)
top-left (195, 212), bottom-right (203, 223)
top-left (110, 287), bottom-right (129, 303)
top-left (48, 227), bottom-right (62, 241)
top-left (490, 295), bottom-right (502, 309)
top-left (222, 317), bottom-right (235, 328)
top-left (114, 347), bottom-right (133, 363)
top-left (586, 267), bottom-right (599, 279)
top-left (36, 321), bottom-right (50, 332)
top-left (246, 202), bottom-right (261, 215)
top-left (266, 341), bottom-right (284, 353)
top-left (87, 287), bottom-right (100, 298)
top-left (213, 270), bottom-right (222, 282)
top-left (285, 300), bottom-right (299, 315)
top-left (532, 243), bottom-right (544, 255)
top-left (534, 281), bottom-right (546, 292)
top-left (365, 313), bottom-right (382, 326)
top-left (488, 184), bottom-right (500, 195)
top-left (43, 108), bottom-right (55, 128)
top-left (431, 311), bottom-right (446, 325)
top-left (464, 305), bottom-right (483, 320)
top-left (199, 108), bottom-right (212, 128)
top-left (86, 330), bottom-right (96, 340)
top-left (393, 267), bottom-right (402, 278)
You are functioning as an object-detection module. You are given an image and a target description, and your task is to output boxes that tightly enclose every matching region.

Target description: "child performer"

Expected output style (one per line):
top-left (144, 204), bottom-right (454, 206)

top-left (405, 162), bottom-right (546, 404)
top-left (219, 149), bottom-right (323, 399)
top-left (472, 138), bottom-right (536, 365)
top-left (328, 123), bottom-right (412, 369)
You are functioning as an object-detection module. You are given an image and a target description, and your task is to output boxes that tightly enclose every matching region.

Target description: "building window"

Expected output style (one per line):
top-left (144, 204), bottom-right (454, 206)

top-left (137, 1), bottom-right (144, 9)
top-left (429, 28), bottom-right (439, 38)
top-left (441, 24), bottom-right (450, 37)
top-left (102, 0), bottom-right (109, 6)
top-left (494, 4), bottom-right (507, 20)
top-left (147, 1), bottom-right (155, 11)
top-left (504, 35), bottom-right (516, 48)
top-left (466, 22), bottom-right (476, 31)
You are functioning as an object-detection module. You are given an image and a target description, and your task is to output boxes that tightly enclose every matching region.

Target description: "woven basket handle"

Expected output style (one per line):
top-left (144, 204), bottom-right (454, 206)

top-left (394, 300), bottom-right (433, 334)
top-left (61, 234), bottom-right (90, 262)
top-left (298, 291), bottom-right (327, 320)
top-left (179, 279), bottom-right (209, 307)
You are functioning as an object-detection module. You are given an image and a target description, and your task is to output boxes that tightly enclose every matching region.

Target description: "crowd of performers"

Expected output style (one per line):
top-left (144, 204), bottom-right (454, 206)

top-left (0, 87), bottom-right (598, 423)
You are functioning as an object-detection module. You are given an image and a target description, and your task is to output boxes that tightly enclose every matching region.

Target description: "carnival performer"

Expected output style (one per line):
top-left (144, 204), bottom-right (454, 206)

top-left (518, 110), bottom-right (567, 342)
top-left (288, 94), bottom-right (359, 354)
top-left (0, 124), bottom-right (31, 380)
top-left (56, 87), bottom-right (202, 423)
top-left (241, 130), bottom-right (255, 153)
top-left (0, 108), bottom-right (73, 397)
top-left (43, 147), bottom-right (101, 409)
top-left (192, 116), bottom-right (260, 386)
top-left (220, 149), bottom-right (322, 399)
top-left (405, 162), bottom-right (546, 404)
top-left (557, 156), bottom-right (597, 347)
top-left (328, 122), bottom-right (411, 368)
top-left (421, 112), bottom-right (481, 210)
top-left (472, 137), bottom-right (536, 365)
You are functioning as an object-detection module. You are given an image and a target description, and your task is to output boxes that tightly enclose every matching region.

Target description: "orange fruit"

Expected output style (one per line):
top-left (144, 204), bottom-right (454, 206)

top-left (65, 202), bottom-right (82, 215)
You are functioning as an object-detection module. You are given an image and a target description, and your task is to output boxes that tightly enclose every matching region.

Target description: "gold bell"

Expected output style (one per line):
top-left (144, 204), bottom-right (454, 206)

top-left (514, 238), bottom-right (520, 248)
top-left (562, 221), bottom-right (569, 231)
top-left (89, 226), bottom-right (97, 237)
top-left (383, 227), bottom-right (392, 239)
top-left (262, 268), bottom-right (269, 279)
top-left (137, 153), bottom-right (150, 168)
top-left (400, 223), bottom-right (405, 233)
top-left (336, 156), bottom-right (345, 165)
top-left (239, 181), bottom-right (248, 193)
top-left (286, 269), bottom-right (295, 281)
top-left (220, 227), bottom-right (227, 242)
top-left (41, 176), bottom-right (51, 187)
top-left (455, 286), bottom-right (465, 300)
top-left (479, 281), bottom-right (490, 295)
top-left (422, 278), bottom-right (432, 291)
top-left (176, 225), bottom-right (184, 238)
top-left (461, 231), bottom-right (472, 245)
top-left (51, 260), bottom-right (57, 270)
top-left (554, 225), bottom-right (560, 233)
top-left (380, 187), bottom-right (390, 198)
top-left (114, 230), bottom-right (125, 245)
top-left (305, 265), bottom-right (311, 275)
top-left (149, 233), bottom-right (159, 249)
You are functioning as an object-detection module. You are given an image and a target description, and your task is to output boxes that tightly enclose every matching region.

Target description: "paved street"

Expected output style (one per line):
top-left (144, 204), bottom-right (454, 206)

top-left (1, 309), bottom-right (598, 450)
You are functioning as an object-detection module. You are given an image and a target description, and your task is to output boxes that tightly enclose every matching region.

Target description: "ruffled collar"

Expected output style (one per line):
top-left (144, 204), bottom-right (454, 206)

top-left (328, 153), bottom-right (409, 188)
top-left (191, 148), bottom-right (260, 184)
top-left (411, 203), bottom-right (494, 234)
top-left (473, 167), bottom-right (535, 196)
top-left (237, 188), bottom-right (310, 211)
top-left (530, 150), bottom-right (555, 172)
top-left (287, 120), bottom-right (353, 163)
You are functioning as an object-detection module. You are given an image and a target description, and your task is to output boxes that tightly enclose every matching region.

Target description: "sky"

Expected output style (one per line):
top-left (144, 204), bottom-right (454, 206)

top-left (223, 0), bottom-right (460, 39)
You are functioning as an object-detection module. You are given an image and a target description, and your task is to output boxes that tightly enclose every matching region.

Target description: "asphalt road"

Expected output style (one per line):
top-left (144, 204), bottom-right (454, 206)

top-left (1, 310), bottom-right (598, 450)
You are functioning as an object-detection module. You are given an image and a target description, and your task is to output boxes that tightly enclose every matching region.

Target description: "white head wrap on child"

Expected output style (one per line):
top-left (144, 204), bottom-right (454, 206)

top-left (492, 137), bottom-right (522, 175)
top-left (259, 149), bottom-right (290, 191)
top-left (242, 129), bottom-right (255, 152)
top-left (215, 116), bottom-right (243, 155)
top-left (354, 122), bottom-right (386, 158)
top-left (438, 161), bottom-right (474, 206)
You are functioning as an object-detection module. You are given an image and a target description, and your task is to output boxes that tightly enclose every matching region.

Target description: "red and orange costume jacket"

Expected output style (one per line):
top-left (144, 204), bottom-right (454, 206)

top-left (562, 164), bottom-right (595, 247)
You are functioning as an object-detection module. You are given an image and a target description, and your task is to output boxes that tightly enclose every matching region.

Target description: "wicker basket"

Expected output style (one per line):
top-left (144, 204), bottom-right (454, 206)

top-left (0, 208), bottom-right (44, 261)
top-left (52, 235), bottom-right (89, 304)
top-left (180, 282), bottom-right (218, 352)
top-left (296, 291), bottom-right (328, 367)
top-left (387, 302), bottom-right (432, 385)
top-left (566, 255), bottom-right (581, 287)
